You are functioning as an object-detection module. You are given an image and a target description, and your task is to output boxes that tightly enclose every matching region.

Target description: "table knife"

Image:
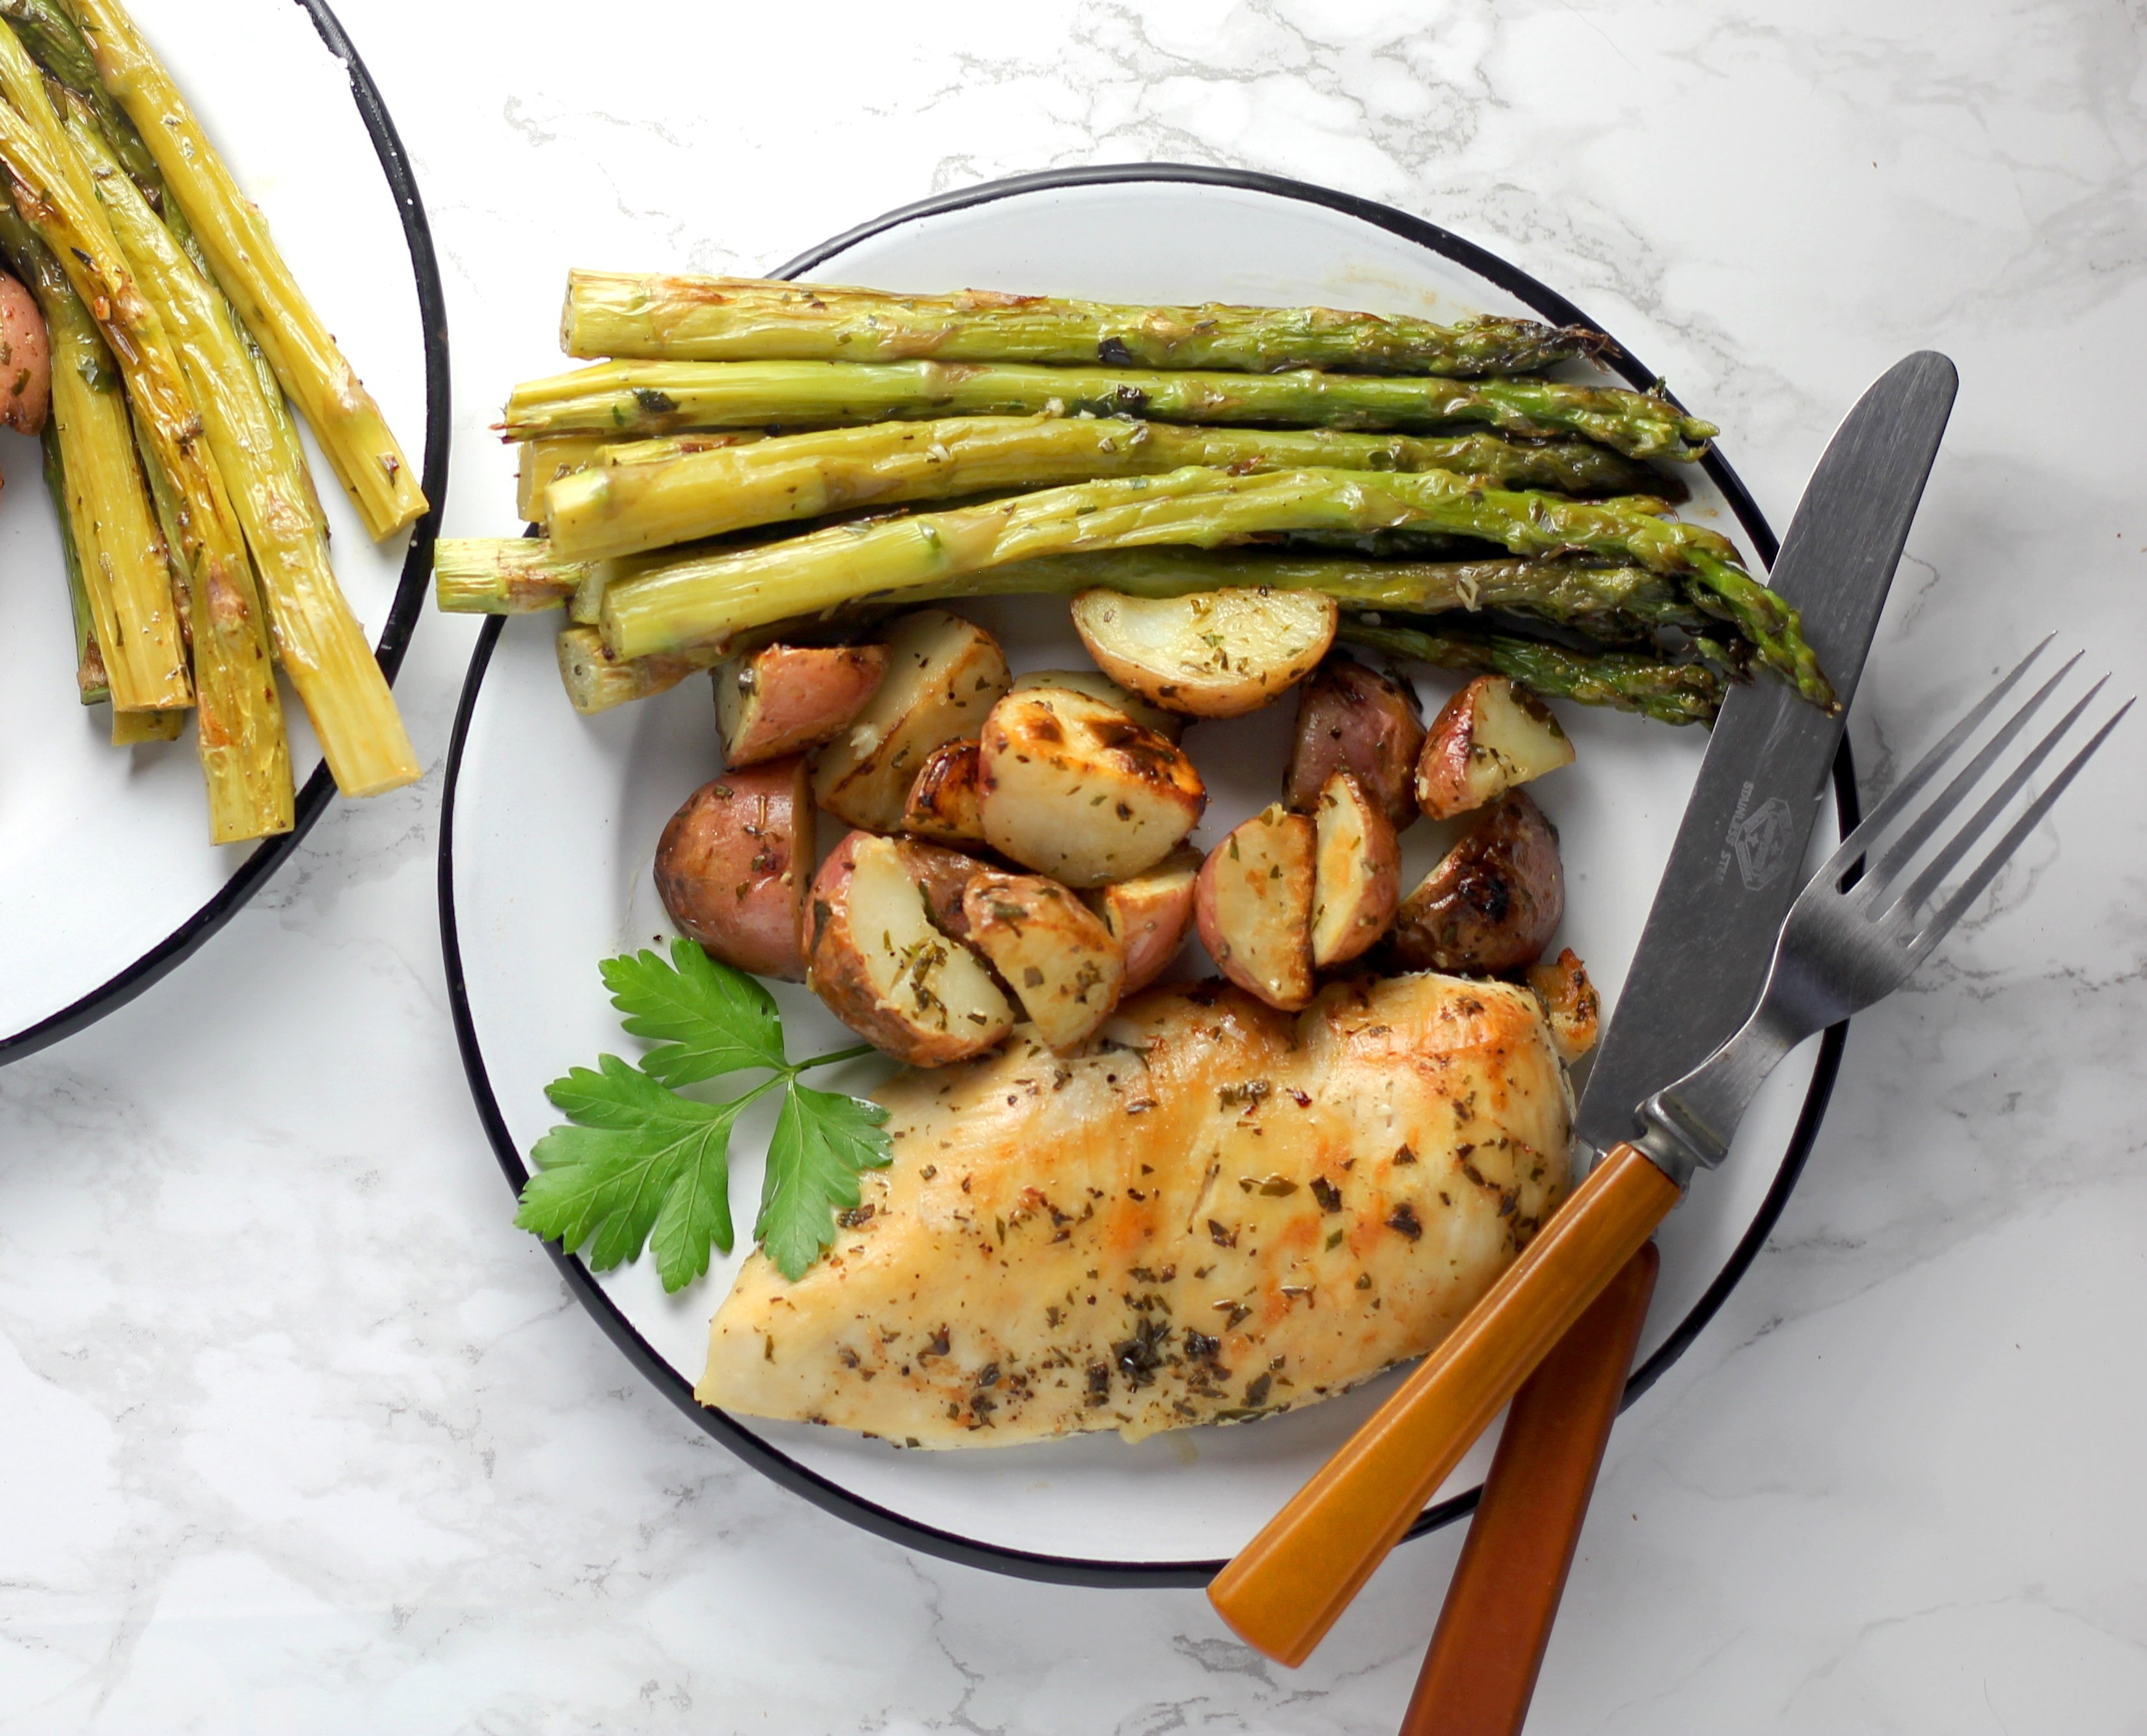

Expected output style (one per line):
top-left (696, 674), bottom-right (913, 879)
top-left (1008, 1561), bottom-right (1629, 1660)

top-left (1208, 351), bottom-right (1961, 1669)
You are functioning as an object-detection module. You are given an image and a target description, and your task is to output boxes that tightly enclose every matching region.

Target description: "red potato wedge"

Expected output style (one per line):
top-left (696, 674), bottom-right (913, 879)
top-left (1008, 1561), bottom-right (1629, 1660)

top-left (1414, 673), bottom-right (1575, 821)
top-left (892, 837), bottom-right (994, 942)
top-left (0, 271), bottom-right (51, 437)
top-left (900, 737), bottom-right (988, 846)
top-left (977, 687), bottom-right (1206, 888)
top-left (716, 642), bottom-right (889, 768)
top-left (1083, 845), bottom-right (1200, 997)
top-left (1392, 790), bottom-right (1565, 974)
top-left (1309, 772), bottom-right (1401, 969)
top-left (1285, 655), bottom-right (1425, 830)
top-left (812, 610), bottom-right (1010, 833)
top-left (1195, 804), bottom-right (1317, 1010)
top-left (962, 870), bottom-right (1127, 1051)
top-left (1010, 667), bottom-right (1185, 742)
top-left (653, 757), bottom-right (815, 980)
top-left (1070, 586), bottom-right (1338, 719)
top-left (1526, 947), bottom-right (1600, 1063)
top-left (805, 832), bottom-right (1014, 1066)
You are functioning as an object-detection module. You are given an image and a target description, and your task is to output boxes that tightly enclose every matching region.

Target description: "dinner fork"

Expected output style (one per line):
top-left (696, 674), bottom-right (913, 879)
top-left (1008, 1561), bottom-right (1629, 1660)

top-left (1210, 638), bottom-right (2131, 1668)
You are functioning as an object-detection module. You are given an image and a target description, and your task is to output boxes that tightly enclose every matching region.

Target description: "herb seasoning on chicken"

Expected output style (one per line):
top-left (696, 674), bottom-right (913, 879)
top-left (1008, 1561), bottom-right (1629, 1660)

top-left (697, 970), bottom-right (1573, 1446)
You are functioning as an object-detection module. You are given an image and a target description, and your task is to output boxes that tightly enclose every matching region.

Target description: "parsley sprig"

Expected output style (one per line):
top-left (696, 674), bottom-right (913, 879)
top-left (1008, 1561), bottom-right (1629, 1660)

top-left (514, 940), bottom-right (889, 1289)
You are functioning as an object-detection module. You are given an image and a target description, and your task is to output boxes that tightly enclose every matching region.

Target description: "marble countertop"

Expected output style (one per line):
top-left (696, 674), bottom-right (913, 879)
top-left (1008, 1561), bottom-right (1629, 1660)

top-left (5, 2), bottom-right (2144, 1730)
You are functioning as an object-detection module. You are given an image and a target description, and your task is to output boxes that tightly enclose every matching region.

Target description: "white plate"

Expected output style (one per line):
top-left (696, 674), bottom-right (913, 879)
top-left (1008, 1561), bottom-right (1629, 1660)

top-left (0, 0), bottom-right (445, 1063)
top-left (440, 167), bottom-right (1850, 1583)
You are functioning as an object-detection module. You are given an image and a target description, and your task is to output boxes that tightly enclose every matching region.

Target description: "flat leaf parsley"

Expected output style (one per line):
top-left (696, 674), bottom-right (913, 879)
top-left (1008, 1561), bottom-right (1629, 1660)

top-left (515, 939), bottom-right (887, 1289)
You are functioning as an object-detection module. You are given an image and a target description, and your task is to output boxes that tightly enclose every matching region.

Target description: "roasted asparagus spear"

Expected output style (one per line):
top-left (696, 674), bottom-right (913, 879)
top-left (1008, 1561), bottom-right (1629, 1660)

top-left (0, 195), bottom-right (188, 712)
top-left (560, 270), bottom-right (1613, 377)
top-left (1340, 618), bottom-right (1727, 726)
top-left (66, 99), bottom-right (419, 797)
top-left (68, 0), bottom-right (427, 540)
top-left (593, 464), bottom-right (1828, 706)
top-left (542, 414), bottom-right (1683, 562)
top-left (502, 357), bottom-right (1716, 461)
top-left (0, 26), bottom-right (289, 838)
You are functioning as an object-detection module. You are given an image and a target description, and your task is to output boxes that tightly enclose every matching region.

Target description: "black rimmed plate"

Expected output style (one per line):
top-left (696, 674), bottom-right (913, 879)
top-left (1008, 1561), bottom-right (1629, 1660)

top-left (440, 166), bottom-right (1850, 1586)
top-left (0, 0), bottom-right (446, 1066)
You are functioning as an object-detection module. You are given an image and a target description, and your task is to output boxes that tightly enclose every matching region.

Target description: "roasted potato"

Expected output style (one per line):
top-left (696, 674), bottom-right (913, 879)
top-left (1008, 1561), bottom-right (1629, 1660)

top-left (1083, 845), bottom-right (1200, 997)
top-left (1526, 947), bottom-right (1600, 1064)
top-left (716, 642), bottom-right (889, 768)
top-left (892, 837), bottom-right (993, 941)
top-left (653, 757), bottom-right (815, 980)
top-left (1309, 772), bottom-right (1401, 969)
top-left (1391, 791), bottom-right (1564, 974)
top-left (1414, 674), bottom-right (1574, 821)
top-left (805, 832), bottom-right (1015, 1066)
top-left (1285, 655), bottom-right (1425, 830)
top-left (900, 737), bottom-right (988, 846)
top-left (1070, 586), bottom-right (1338, 719)
top-left (1195, 804), bottom-right (1317, 1010)
top-left (1010, 667), bottom-right (1184, 741)
top-left (977, 686), bottom-right (1206, 888)
top-left (811, 611), bottom-right (1010, 833)
top-left (962, 870), bottom-right (1127, 1050)
top-left (0, 271), bottom-right (50, 438)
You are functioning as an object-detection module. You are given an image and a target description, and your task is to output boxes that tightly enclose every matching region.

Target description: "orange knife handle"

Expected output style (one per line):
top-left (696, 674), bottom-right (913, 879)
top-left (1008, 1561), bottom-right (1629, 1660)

top-left (1401, 1243), bottom-right (1661, 1736)
top-left (1206, 1143), bottom-right (1681, 1667)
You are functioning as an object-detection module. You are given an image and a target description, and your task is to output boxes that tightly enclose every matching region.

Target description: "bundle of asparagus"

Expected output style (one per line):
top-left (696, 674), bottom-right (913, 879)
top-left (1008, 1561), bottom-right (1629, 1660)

top-left (440, 267), bottom-right (1828, 725)
top-left (0, 0), bottom-right (425, 843)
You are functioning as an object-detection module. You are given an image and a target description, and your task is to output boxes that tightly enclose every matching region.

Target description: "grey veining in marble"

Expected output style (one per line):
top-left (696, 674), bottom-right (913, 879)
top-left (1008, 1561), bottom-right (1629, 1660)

top-left (3, 1), bottom-right (2144, 1730)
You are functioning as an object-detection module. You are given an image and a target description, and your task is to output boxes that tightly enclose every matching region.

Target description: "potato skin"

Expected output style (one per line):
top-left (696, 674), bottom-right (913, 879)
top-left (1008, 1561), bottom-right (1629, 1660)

top-left (1414, 674), bottom-right (1574, 821)
top-left (891, 837), bottom-right (993, 941)
top-left (962, 870), bottom-right (1126, 1050)
top-left (1195, 804), bottom-right (1317, 1010)
top-left (0, 271), bottom-right (51, 437)
top-left (805, 832), bottom-right (1014, 1066)
top-left (978, 687), bottom-right (1206, 888)
top-left (812, 610), bottom-right (1010, 833)
top-left (1084, 845), bottom-right (1200, 996)
top-left (716, 643), bottom-right (888, 768)
top-left (1284, 657), bottom-right (1425, 830)
top-left (1072, 586), bottom-right (1338, 720)
top-left (1391, 791), bottom-right (1564, 974)
top-left (1309, 772), bottom-right (1401, 969)
top-left (901, 737), bottom-right (988, 846)
top-left (655, 756), bottom-right (815, 980)
top-left (1526, 947), bottom-right (1600, 1063)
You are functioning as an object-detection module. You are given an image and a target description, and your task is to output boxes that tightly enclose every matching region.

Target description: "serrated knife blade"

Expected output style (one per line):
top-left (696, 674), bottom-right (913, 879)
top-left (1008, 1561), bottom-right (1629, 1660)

top-left (1574, 351), bottom-right (1958, 1156)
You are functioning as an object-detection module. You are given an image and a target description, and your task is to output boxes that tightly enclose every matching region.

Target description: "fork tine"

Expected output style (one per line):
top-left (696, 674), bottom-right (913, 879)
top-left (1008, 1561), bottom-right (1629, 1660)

top-left (1898, 698), bottom-right (2133, 971)
top-left (1815, 637), bottom-right (2056, 888)
top-left (1863, 655), bottom-right (2084, 897)
top-left (1878, 674), bottom-right (2109, 922)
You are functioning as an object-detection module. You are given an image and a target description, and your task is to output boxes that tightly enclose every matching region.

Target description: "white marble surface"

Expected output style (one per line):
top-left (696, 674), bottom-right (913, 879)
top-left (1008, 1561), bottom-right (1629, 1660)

top-left (3, 1), bottom-right (2143, 1729)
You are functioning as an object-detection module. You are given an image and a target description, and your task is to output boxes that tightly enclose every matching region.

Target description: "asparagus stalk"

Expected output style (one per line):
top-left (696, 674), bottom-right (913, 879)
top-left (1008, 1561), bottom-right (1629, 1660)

top-left (0, 195), bottom-right (188, 711)
top-left (435, 537), bottom-right (600, 614)
top-left (110, 703), bottom-right (182, 742)
top-left (0, 42), bottom-right (290, 839)
top-left (66, 101), bottom-right (418, 797)
top-left (502, 357), bottom-right (1716, 461)
top-left (41, 421), bottom-right (107, 701)
top-left (437, 535), bottom-right (1706, 638)
top-left (597, 464), bottom-right (1829, 707)
top-left (68, 0), bottom-right (427, 540)
top-left (542, 414), bottom-right (1677, 563)
top-left (1340, 619), bottom-right (1725, 726)
top-left (560, 270), bottom-right (1614, 378)
top-left (517, 428), bottom-right (768, 524)
top-left (554, 622), bottom-right (723, 714)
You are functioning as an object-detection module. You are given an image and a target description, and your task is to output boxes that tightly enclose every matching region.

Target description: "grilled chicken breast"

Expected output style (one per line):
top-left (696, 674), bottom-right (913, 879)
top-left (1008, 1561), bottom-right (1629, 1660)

top-left (697, 971), bottom-right (1573, 1447)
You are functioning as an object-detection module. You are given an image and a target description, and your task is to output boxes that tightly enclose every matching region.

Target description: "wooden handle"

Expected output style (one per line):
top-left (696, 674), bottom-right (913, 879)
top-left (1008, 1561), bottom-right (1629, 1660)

top-left (1206, 1143), bottom-right (1680, 1666)
top-left (1401, 1243), bottom-right (1660, 1736)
